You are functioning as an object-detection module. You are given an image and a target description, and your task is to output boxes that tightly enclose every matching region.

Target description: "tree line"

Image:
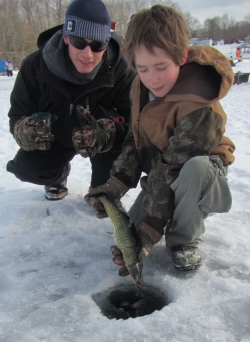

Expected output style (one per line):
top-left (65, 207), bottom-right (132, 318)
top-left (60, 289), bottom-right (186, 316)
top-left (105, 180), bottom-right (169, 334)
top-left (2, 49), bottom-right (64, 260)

top-left (0, 0), bottom-right (249, 68)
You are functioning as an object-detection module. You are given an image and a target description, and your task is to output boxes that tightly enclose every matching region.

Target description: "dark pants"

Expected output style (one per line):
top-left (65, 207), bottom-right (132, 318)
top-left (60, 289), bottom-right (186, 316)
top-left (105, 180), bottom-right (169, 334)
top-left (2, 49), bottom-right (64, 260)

top-left (6, 143), bottom-right (121, 188)
top-left (7, 70), bottom-right (13, 77)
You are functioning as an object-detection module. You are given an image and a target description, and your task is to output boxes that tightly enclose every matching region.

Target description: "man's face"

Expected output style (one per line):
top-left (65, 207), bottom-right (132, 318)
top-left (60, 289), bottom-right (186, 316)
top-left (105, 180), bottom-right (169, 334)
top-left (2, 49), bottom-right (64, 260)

top-left (135, 45), bottom-right (183, 97)
top-left (63, 35), bottom-right (106, 73)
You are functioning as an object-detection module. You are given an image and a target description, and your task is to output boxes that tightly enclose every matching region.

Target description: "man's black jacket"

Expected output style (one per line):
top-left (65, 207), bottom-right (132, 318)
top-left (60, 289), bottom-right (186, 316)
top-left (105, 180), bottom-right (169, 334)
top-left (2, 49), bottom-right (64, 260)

top-left (8, 25), bottom-right (136, 148)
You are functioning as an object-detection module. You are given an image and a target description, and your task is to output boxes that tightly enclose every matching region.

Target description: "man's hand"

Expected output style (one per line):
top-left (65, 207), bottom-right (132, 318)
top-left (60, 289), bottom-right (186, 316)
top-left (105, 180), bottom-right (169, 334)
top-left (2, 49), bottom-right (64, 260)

top-left (111, 221), bottom-right (163, 276)
top-left (111, 245), bottom-right (130, 276)
top-left (72, 105), bottom-right (116, 158)
top-left (84, 177), bottom-right (129, 218)
top-left (14, 116), bottom-right (54, 151)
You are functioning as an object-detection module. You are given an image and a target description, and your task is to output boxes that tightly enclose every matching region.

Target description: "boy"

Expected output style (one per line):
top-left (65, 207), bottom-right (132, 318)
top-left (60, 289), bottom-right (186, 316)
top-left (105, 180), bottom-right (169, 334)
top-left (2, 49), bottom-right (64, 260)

top-left (85, 5), bottom-right (235, 273)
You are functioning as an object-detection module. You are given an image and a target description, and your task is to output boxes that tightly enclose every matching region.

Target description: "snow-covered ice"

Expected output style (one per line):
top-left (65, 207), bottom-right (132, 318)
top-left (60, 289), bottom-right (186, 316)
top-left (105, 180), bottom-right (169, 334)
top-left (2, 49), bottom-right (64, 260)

top-left (0, 46), bottom-right (249, 341)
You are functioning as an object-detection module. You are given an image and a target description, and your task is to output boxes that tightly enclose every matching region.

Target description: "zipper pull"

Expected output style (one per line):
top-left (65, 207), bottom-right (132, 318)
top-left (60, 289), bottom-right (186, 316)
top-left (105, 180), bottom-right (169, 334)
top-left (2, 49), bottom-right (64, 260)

top-left (86, 97), bottom-right (90, 111)
top-left (69, 103), bottom-right (73, 115)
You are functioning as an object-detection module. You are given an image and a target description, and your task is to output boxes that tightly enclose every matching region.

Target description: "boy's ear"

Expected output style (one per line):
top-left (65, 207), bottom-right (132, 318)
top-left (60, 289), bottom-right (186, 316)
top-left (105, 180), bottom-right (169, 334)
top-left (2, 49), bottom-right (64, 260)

top-left (180, 47), bottom-right (189, 66)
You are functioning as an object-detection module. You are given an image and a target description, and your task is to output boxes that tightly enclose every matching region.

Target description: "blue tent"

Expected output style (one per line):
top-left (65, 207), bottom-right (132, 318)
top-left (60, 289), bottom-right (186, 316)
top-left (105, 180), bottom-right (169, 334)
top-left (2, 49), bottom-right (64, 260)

top-left (0, 60), bottom-right (7, 75)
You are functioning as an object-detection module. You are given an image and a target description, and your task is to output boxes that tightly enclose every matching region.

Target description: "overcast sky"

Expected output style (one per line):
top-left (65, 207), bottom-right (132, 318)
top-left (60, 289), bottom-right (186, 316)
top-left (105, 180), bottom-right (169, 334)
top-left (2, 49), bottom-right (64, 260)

top-left (176, 0), bottom-right (250, 23)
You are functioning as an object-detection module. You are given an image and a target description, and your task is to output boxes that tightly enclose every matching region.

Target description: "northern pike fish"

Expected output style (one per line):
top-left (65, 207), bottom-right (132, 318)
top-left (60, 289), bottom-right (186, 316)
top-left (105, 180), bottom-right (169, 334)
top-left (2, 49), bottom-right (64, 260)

top-left (97, 196), bottom-right (143, 289)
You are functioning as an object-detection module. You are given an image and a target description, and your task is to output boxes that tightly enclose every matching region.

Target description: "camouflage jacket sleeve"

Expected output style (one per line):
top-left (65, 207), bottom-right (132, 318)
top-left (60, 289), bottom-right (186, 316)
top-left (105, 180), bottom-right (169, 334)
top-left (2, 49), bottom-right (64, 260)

top-left (143, 107), bottom-right (223, 221)
top-left (110, 125), bottom-right (142, 187)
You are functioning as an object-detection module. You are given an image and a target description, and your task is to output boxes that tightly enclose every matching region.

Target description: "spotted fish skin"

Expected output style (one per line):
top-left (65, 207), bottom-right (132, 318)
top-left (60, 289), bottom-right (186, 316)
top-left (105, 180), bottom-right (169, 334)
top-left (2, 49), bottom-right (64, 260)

top-left (97, 196), bottom-right (143, 289)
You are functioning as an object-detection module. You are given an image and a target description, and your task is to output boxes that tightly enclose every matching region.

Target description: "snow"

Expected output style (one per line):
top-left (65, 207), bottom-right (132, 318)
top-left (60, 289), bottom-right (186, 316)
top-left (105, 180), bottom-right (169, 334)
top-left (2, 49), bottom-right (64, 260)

top-left (0, 46), bottom-right (250, 341)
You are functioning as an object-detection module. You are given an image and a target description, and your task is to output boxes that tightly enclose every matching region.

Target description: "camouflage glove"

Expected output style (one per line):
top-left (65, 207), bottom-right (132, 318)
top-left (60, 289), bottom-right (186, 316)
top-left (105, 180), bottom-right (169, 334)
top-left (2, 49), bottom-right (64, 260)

top-left (84, 177), bottom-right (129, 218)
top-left (14, 116), bottom-right (54, 151)
top-left (72, 105), bottom-right (116, 158)
top-left (137, 221), bottom-right (163, 260)
top-left (111, 221), bottom-right (163, 277)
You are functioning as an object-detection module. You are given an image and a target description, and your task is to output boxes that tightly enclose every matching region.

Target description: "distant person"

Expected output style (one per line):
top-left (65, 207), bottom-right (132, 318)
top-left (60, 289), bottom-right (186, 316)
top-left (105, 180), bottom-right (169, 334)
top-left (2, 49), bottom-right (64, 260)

top-left (6, 0), bottom-right (136, 200)
top-left (236, 47), bottom-right (241, 59)
top-left (85, 5), bottom-right (235, 273)
top-left (6, 61), bottom-right (13, 77)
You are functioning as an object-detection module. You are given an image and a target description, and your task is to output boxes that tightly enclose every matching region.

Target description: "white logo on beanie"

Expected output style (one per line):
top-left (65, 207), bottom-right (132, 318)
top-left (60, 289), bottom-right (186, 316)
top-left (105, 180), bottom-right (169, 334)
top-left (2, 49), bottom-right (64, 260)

top-left (66, 19), bottom-right (76, 32)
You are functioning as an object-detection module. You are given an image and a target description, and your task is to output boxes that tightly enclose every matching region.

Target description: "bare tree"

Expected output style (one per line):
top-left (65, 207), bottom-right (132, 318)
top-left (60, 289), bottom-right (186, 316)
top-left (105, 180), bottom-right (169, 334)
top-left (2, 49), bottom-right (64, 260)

top-left (20, 0), bottom-right (34, 25)
top-left (104, 0), bottom-right (133, 37)
top-left (183, 12), bottom-right (201, 37)
top-left (49, 0), bottom-right (69, 25)
top-left (103, 0), bottom-right (181, 37)
top-left (202, 16), bottom-right (222, 40)
top-left (20, 0), bottom-right (50, 37)
top-left (0, 0), bottom-right (27, 65)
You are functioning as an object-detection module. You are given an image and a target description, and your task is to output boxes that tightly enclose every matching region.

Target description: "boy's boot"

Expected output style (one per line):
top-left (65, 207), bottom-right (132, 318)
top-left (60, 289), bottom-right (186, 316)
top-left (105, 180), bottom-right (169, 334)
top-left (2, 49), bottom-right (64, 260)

top-left (171, 245), bottom-right (202, 271)
top-left (45, 179), bottom-right (68, 200)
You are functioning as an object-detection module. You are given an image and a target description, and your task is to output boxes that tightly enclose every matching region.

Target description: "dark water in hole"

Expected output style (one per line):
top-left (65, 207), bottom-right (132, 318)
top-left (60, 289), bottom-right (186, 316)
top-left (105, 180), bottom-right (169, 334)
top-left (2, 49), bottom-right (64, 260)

top-left (92, 284), bottom-right (169, 320)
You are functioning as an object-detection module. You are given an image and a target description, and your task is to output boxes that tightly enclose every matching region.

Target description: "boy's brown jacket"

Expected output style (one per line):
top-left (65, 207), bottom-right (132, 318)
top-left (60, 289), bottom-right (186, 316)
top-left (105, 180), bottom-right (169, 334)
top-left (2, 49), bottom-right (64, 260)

top-left (111, 46), bottom-right (235, 222)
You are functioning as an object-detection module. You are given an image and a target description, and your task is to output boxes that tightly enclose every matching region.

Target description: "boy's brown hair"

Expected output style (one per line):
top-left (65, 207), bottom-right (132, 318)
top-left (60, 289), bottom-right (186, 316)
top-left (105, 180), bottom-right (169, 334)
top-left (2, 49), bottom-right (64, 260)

top-left (123, 5), bottom-right (190, 68)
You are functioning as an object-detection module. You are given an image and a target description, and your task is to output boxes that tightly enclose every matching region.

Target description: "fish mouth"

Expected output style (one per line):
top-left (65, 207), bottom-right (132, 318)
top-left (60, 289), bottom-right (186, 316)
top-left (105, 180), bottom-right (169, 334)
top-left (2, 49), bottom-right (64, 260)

top-left (127, 262), bottom-right (144, 289)
top-left (135, 280), bottom-right (143, 290)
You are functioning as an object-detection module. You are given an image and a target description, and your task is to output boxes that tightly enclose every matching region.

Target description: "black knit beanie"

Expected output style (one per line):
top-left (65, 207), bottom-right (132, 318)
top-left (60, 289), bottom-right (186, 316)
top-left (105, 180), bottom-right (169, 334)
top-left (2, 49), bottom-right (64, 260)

top-left (63, 0), bottom-right (111, 43)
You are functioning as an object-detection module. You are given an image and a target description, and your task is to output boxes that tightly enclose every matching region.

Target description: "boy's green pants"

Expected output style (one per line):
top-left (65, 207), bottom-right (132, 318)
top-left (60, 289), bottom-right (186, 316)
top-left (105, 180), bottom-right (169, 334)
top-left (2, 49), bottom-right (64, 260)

top-left (128, 156), bottom-right (232, 247)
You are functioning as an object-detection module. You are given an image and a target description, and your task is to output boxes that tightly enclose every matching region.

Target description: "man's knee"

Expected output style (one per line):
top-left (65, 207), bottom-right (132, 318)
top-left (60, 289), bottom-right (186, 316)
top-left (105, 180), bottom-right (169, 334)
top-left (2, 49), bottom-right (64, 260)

top-left (6, 158), bottom-right (35, 182)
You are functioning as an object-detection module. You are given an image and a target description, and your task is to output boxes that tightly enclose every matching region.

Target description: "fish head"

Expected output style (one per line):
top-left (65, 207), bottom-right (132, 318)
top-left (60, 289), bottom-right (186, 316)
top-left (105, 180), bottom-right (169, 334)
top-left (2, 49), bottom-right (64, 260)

top-left (127, 262), bottom-right (144, 289)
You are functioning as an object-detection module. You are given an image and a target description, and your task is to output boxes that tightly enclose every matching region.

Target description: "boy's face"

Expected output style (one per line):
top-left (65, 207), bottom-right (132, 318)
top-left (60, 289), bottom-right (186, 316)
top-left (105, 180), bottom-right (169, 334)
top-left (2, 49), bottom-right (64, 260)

top-left (135, 45), bottom-right (183, 97)
top-left (63, 36), bottom-right (106, 74)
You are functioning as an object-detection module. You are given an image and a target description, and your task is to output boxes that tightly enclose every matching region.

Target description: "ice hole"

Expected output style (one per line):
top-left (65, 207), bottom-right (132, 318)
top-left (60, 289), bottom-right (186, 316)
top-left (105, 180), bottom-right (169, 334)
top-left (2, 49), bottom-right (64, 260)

top-left (92, 284), bottom-right (169, 320)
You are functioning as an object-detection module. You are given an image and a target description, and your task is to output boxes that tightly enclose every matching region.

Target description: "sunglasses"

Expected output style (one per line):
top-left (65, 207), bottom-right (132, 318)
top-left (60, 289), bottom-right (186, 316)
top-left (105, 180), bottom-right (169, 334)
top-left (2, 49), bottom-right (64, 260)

top-left (68, 36), bottom-right (107, 53)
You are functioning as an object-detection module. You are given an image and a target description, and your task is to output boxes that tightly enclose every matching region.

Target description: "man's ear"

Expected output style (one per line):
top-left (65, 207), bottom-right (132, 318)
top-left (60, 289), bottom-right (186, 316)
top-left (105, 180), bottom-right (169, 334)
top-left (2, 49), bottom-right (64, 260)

top-left (180, 47), bottom-right (189, 66)
top-left (63, 35), bottom-right (69, 45)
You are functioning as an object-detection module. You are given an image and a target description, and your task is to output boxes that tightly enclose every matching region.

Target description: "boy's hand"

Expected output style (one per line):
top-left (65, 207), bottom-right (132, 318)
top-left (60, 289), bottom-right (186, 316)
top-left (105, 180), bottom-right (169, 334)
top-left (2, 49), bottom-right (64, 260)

top-left (14, 116), bottom-right (54, 151)
top-left (84, 177), bottom-right (129, 218)
top-left (111, 221), bottom-right (163, 276)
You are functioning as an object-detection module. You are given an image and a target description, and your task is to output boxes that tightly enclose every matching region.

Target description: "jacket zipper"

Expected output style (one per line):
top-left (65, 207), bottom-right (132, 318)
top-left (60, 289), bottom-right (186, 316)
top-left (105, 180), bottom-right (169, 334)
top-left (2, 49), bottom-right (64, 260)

top-left (69, 103), bottom-right (73, 115)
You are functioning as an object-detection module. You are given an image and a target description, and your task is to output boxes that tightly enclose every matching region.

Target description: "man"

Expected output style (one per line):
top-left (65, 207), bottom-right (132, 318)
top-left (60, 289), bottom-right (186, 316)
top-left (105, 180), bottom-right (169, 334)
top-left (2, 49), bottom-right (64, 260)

top-left (7, 0), bottom-right (136, 200)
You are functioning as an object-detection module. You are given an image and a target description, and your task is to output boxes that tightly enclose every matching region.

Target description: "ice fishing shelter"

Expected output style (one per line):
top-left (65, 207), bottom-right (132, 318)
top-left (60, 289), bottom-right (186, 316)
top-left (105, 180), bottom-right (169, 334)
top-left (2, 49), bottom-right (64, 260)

top-left (0, 60), bottom-right (7, 75)
top-left (237, 43), bottom-right (250, 53)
